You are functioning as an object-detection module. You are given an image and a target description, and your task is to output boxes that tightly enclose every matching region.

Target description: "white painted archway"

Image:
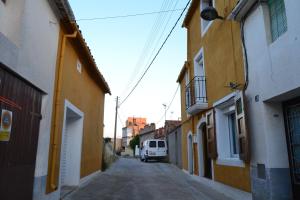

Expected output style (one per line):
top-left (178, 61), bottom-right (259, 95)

top-left (59, 100), bottom-right (84, 194)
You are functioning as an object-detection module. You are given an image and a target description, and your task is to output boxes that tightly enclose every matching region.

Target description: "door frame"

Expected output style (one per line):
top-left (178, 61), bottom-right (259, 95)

top-left (197, 117), bottom-right (206, 177)
top-left (187, 131), bottom-right (193, 174)
top-left (59, 100), bottom-right (84, 192)
top-left (283, 97), bottom-right (300, 199)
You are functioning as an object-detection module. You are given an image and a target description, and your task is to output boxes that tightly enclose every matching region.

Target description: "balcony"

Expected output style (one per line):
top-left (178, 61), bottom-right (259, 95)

top-left (185, 76), bottom-right (208, 115)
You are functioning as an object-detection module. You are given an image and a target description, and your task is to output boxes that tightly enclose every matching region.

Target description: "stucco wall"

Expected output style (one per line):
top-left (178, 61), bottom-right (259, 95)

top-left (0, 0), bottom-right (24, 47)
top-left (60, 38), bottom-right (106, 178)
top-left (244, 2), bottom-right (300, 169)
top-left (167, 127), bottom-right (182, 168)
top-left (180, 0), bottom-right (250, 192)
top-left (0, 1), bottom-right (60, 200)
top-left (243, 1), bottom-right (299, 199)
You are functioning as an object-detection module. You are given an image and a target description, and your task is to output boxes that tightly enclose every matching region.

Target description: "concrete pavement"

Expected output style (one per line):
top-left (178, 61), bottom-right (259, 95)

top-left (64, 158), bottom-right (249, 200)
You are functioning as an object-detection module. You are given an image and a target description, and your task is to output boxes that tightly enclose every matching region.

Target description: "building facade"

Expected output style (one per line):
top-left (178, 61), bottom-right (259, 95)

top-left (44, 12), bottom-right (110, 200)
top-left (122, 117), bottom-right (146, 148)
top-left (230, 0), bottom-right (300, 199)
top-left (0, 1), bottom-right (110, 200)
top-left (177, 0), bottom-right (251, 192)
top-left (139, 123), bottom-right (156, 147)
top-left (0, 0), bottom-right (60, 199)
top-left (122, 127), bottom-right (133, 147)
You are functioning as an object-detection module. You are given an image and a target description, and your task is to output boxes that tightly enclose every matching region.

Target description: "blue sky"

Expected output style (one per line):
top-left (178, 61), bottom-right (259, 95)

top-left (68, 0), bottom-right (188, 138)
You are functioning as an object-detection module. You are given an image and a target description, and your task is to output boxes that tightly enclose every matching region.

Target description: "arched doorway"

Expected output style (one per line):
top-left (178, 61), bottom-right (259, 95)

top-left (197, 122), bottom-right (212, 179)
top-left (187, 132), bottom-right (193, 174)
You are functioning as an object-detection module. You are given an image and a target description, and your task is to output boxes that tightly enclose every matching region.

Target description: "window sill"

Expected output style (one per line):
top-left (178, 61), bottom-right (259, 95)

top-left (216, 158), bottom-right (245, 167)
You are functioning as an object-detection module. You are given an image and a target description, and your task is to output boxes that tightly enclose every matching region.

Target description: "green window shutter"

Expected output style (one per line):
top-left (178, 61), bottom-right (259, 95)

top-left (268, 0), bottom-right (288, 42)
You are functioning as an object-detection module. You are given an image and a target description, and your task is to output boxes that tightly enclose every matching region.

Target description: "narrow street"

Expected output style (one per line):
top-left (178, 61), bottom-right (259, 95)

top-left (65, 158), bottom-right (237, 200)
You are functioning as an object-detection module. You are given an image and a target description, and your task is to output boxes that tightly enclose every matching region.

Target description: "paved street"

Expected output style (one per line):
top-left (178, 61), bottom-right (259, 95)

top-left (64, 158), bottom-right (235, 200)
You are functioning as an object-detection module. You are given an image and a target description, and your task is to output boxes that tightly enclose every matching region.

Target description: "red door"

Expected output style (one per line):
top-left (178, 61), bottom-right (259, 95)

top-left (0, 64), bottom-right (43, 200)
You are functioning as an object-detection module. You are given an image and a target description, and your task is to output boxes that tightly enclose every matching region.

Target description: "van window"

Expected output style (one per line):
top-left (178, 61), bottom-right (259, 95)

top-left (149, 141), bottom-right (156, 148)
top-left (158, 141), bottom-right (165, 148)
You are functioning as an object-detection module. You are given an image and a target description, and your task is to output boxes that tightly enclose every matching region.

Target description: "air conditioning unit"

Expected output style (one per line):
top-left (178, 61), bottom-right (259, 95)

top-left (227, 0), bottom-right (257, 21)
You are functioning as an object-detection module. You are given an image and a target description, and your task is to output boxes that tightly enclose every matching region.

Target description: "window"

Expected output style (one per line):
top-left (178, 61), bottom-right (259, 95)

top-left (149, 141), bottom-right (156, 148)
top-left (268, 0), bottom-right (287, 42)
top-left (214, 91), bottom-right (249, 166)
top-left (201, 0), bottom-right (214, 36)
top-left (158, 141), bottom-right (165, 148)
top-left (194, 49), bottom-right (207, 103)
top-left (228, 113), bottom-right (239, 157)
top-left (185, 70), bottom-right (191, 109)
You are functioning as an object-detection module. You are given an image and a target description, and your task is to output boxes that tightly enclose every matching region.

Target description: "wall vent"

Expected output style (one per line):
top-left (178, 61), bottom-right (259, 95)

top-left (76, 60), bottom-right (82, 74)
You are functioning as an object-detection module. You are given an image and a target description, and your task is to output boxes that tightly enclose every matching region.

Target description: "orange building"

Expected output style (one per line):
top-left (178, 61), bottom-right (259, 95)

top-left (122, 117), bottom-right (146, 147)
top-left (125, 117), bottom-right (147, 136)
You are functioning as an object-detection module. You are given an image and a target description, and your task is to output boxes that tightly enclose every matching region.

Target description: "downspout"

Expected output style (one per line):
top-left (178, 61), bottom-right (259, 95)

top-left (50, 30), bottom-right (77, 190)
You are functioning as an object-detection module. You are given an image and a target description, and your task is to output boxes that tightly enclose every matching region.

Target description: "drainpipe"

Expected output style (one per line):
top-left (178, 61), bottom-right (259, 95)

top-left (50, 30), bottom-right (77, 190)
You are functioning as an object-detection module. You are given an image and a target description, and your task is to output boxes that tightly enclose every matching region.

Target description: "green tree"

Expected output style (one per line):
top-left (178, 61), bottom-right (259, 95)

top-left (129, 135), bottom-right (139, 156)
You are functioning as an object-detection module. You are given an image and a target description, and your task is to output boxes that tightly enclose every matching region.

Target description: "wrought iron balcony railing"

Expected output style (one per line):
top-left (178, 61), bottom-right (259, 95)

top-left (185, 76), bottom-right (207, 114)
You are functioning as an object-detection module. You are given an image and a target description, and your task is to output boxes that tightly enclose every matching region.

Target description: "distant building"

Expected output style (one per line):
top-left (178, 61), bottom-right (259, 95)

top-left (122, 117), bottom-right (146, 148)
top-left (122, 127), bottom-right (133, 147)
top-left (139, 123), bottom-right (156, 147)
top-left (154, 120), bottom-right (181, 139)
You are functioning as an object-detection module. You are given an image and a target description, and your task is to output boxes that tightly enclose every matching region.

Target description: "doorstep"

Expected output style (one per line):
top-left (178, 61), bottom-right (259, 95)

top-left (184, 170), bottom-right (252, 200)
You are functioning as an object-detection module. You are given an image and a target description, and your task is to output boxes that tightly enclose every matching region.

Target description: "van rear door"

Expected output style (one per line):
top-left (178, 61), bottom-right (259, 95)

top-left (157, 141), bottom-right (167, 156)
top-left (148, 140), bottom-right (157, 156)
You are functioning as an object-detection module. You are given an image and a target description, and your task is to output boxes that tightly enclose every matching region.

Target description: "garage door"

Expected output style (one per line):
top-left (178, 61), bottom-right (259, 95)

top-left (0, 64), bottom-right (43, 200)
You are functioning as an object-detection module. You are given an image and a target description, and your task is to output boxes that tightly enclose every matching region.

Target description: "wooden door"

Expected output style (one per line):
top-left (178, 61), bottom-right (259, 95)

top-left (284, 98), bottom-right (300, 199)
top-left (0, 64), bottom-right (42, 200)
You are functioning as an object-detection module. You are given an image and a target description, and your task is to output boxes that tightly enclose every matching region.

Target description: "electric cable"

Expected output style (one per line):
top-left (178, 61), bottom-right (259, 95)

top-left (119, 0), bottom-right (191, 107)
top-left (143, 0), bottom-right (180, 72)
top-left (76, 8), bottom-right (184, 21)
top-left (121, 0), bottom-right (177, 96)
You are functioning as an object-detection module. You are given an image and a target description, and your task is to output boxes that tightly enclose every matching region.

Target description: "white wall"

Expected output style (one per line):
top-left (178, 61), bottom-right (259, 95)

top-left (0, 0), bottom-right (60, 199)
top-left (0, 0), bottom-right (25, 47)
top-left (243, 1), bottom-right (300, 168)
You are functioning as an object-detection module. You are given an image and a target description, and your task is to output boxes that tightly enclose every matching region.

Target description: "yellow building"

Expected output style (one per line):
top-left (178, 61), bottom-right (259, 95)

top-left (177, 0), bottom-right (251, 192)
top-left (46, 19), bottom-right (110, 196)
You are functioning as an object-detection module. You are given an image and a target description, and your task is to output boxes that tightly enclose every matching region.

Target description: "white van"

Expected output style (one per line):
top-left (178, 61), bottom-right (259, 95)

top-left (140, 139), bottom-right (167, 162)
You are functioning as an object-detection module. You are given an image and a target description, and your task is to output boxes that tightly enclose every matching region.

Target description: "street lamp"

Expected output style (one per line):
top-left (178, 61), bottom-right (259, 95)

top-left (162, 104), bottom-right (167, 123)
top-left (200, 6), bottom-right (224, 21)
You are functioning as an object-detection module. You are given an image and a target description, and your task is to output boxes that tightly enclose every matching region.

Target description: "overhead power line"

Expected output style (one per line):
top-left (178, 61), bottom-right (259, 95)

top-left (76, 8), bottom-right (184, 21)
top-left (119, 0), bottom-right (191, 107)
top-left (121, 0), bottom-right (177, 97)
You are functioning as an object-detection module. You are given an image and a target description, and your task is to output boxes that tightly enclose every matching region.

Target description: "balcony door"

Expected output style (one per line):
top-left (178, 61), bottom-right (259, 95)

top-left (194, 50), bottom-right (206, 103)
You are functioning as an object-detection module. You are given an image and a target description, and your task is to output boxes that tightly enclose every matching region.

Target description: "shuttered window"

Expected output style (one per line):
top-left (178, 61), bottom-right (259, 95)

top-left (206, 109), bottom-right (217, 159)
top-left (268, 0), bottom-right (287, 42)
top-left (235, 91), bottom-right (250, 162)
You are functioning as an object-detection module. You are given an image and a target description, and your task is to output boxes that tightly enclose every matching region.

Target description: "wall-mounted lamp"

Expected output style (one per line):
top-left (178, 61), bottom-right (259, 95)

top-left (200, 6), bottom-right (224, 21)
